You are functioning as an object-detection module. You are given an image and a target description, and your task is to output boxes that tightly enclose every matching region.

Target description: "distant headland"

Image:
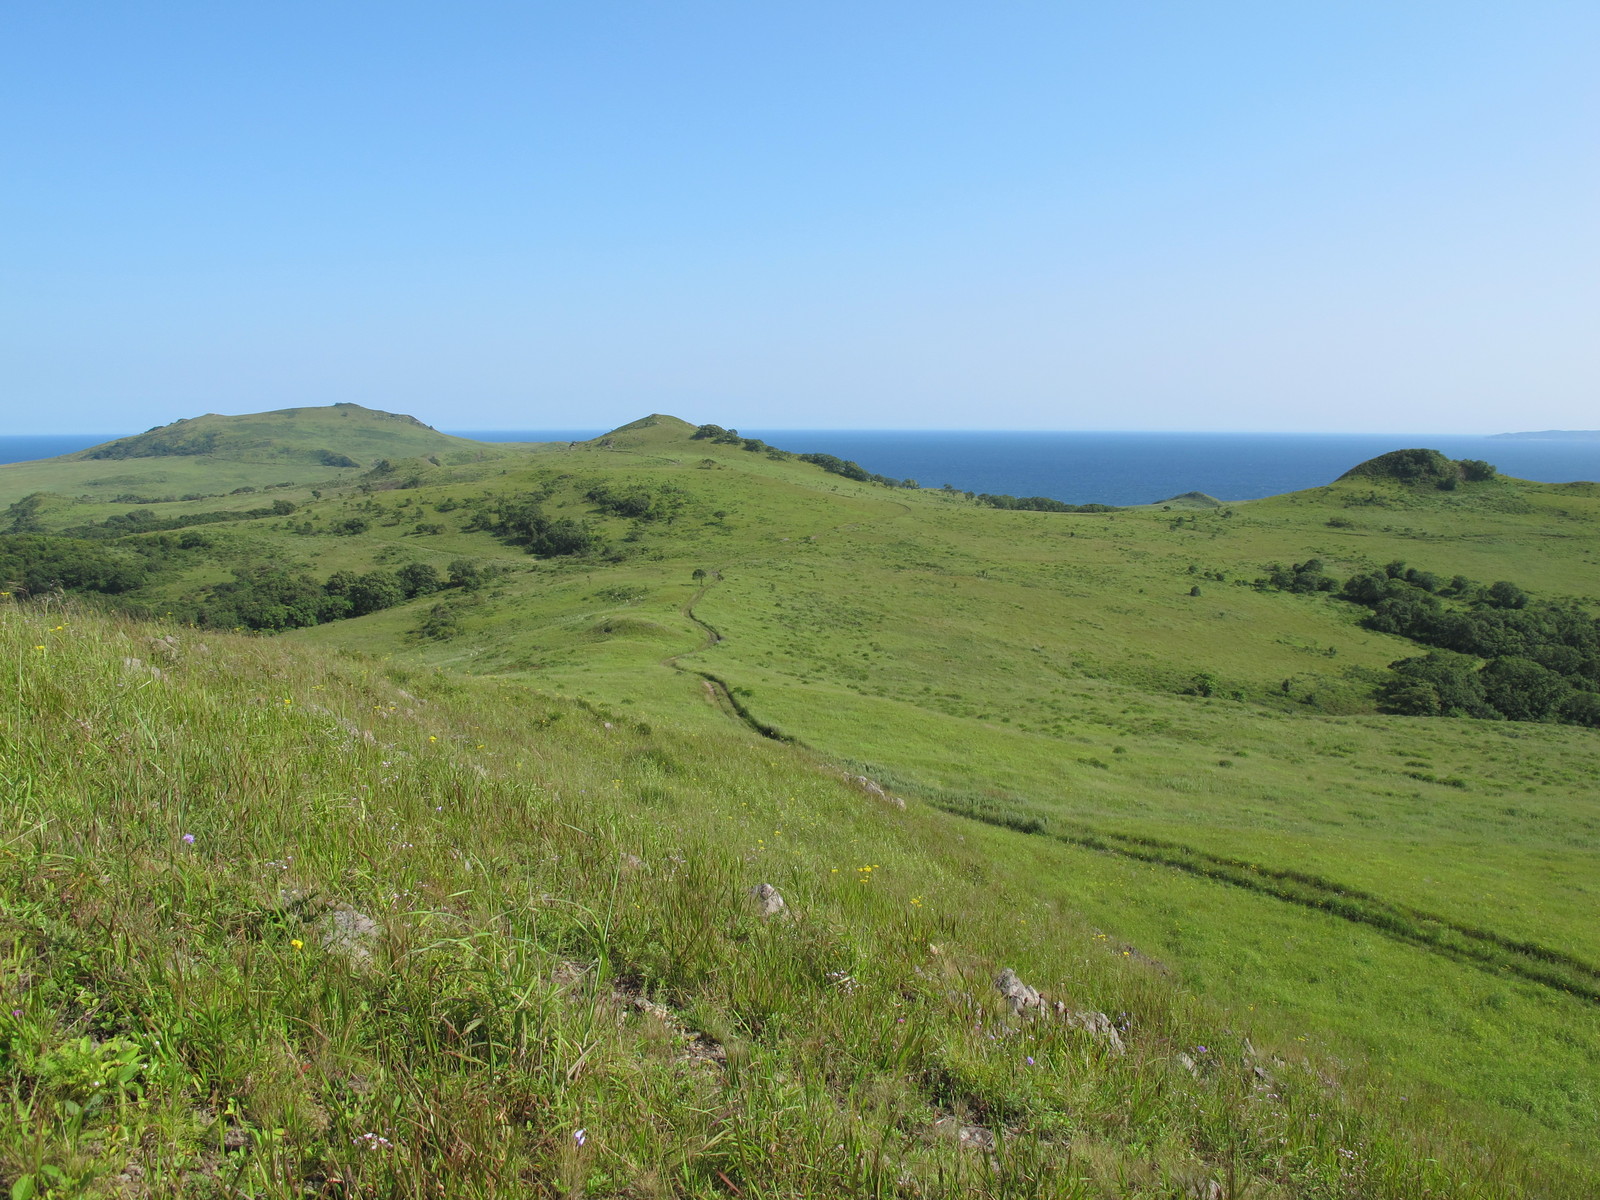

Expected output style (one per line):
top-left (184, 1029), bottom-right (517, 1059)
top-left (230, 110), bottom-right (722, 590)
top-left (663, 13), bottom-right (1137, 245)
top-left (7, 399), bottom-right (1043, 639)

top-left (1490, 429), bottom-right (1600, 441)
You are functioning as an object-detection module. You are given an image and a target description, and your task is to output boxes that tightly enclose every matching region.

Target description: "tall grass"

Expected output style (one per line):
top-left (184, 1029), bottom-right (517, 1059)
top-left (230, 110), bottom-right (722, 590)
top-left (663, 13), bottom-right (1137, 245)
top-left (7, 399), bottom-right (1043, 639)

top-left (0, 601), bottom-right (1573, 1196)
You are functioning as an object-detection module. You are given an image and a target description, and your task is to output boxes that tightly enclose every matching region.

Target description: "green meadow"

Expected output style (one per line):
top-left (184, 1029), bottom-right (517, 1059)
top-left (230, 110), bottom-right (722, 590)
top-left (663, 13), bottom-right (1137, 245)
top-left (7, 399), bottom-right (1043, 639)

top-left (2, 406), bottom-right (1597, 1195)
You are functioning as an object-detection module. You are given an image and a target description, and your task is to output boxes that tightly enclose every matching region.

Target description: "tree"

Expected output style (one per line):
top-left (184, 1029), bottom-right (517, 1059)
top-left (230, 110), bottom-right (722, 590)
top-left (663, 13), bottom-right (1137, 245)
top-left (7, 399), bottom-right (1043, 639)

top-left (1485, 580), bottom-right (1528, 610)
top-left (448, 559), bottom-right (484, 591)
top-left (346, 570), bottom-right (404, 616)
top-left (397, 562), bottom-right (442, 598)
top-left (1479, 656), bottom-right (1570, 721)
top-left (1378, 652), bottom-right (1493, 718)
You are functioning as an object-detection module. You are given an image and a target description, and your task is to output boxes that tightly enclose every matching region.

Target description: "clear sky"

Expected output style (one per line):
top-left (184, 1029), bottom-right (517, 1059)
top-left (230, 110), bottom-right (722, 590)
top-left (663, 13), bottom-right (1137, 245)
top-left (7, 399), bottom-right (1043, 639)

top-left (3, 2), bottom-right (1597, 434)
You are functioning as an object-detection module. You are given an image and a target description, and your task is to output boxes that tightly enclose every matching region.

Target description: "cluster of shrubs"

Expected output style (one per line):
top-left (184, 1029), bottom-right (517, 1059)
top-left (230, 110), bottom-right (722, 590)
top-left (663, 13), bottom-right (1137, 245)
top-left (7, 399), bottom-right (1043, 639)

top-left (197, 560), bottom-right (485, 631)
top-left (0, 530), bottom-right (224, 599)
top-left (60, 499), bottom-right (299, 539)
top-left (1337, 448), bottom-right (1498, 490)
top-left (689, 425), bottom-right (792, 459)
top-left (1259, 558), bottom-right (1600, 726)
top-left (795, 452), bottom-right (918, 489)
top-left (465, 496), bottom-right (602, 557)
top-left (977, 493), bottom-right (1120, 514)
top-left (583, 481), bottom-right (688, 522)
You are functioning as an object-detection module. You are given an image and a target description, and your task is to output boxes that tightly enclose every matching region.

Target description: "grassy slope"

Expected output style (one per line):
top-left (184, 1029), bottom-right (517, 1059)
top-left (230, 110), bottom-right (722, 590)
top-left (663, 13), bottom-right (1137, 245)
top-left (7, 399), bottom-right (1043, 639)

top-left (0, 603), bottom-right (1578, 1199)
top-left (6, 410), bottom-right (1599, 1188)
top-left (0, 404), bottom-right (523, 511)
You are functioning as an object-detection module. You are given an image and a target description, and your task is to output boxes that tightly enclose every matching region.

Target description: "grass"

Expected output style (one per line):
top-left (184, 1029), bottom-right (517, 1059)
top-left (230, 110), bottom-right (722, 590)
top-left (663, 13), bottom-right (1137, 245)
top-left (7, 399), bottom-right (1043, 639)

top-left (4, 408), bottom-right (1599, 1191)
top-left (1, 602), bottom-right (1582, 1197)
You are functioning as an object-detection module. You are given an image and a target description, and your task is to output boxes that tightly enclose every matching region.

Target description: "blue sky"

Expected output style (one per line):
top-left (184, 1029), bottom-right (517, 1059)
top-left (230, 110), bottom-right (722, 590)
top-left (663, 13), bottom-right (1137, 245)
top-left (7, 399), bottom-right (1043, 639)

top-left (3, 2), bottom-right (1597, 433)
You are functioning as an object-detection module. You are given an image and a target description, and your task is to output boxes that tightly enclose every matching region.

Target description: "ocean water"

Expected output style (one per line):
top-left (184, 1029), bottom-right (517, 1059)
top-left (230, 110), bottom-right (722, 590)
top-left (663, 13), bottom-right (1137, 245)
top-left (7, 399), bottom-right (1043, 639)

top-left (0, 435), bottom-right (123, 465)
top-left (5, 430), bottom-right (1599, 508)
top-left (460, 429), bottom-right (1600, 506)
top-left (736, 431), bottom-right (1600, 506)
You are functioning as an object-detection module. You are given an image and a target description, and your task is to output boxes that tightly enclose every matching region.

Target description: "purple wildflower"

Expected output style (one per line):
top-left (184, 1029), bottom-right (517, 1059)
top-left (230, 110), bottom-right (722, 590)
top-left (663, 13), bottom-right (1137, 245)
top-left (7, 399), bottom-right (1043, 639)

top-left (181, 833), bottom-right (195, 844)
top-left (574, 1128), bottom-right (587, 1147)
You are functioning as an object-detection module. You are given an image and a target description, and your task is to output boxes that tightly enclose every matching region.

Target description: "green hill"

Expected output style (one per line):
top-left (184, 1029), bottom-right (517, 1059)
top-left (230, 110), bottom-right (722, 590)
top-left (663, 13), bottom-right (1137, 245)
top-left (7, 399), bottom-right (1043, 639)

top-left (2, 405), bottom-right (1598, 1194)
top-left (0, 403), bottom-right (521, 512)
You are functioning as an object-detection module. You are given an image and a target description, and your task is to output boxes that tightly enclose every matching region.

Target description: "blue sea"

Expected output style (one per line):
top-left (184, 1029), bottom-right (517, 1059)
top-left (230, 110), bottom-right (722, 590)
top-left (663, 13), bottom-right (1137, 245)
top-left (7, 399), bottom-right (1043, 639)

top-left (6, 430), bottom-right (1600, 508)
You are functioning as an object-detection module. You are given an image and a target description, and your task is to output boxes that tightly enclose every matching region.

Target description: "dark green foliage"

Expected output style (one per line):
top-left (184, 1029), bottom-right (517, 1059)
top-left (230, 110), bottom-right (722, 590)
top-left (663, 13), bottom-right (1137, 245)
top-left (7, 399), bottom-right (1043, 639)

top-left (1337, 448), bottom-right (1501, 490)
top-left (978, 493), bottom-right (1119, 513)
top-left (0, 535), bottom-right (148, 596)
top-left (797, 452), bottom-right (916, 489)
top-left (1486, 580), bottom-right (1529, 610)
top-left (1270, 558), bottom-right (1600, 726)
top-left (5, 493), bottom-right (50, 534)
top-left (344, 570), bottom-right (404, 616)
top-left (1479, 657), bottom-right (1573, 722)
top-left (470, 496), bottom-right (602, 557)
top-left (447, 559), bottom-right (485, 590)
top-left (1260, 558), bottom-right (1337, 593)
top-left (585, 481), bottom-right (688, 522)
top-left (200, 566), bottom-right (335, 630)
top-left (199, 559), bottom-right (476, 631)
top-left (61, 498), bottom-right (311, 540)
top-left (1378, 652), bottom-right (1495, 717)
top-left (316, 449), bottom-right (361, 467)
top-left (690, 424), bottom-right (746, 444)
top-left (86, 428), bottom-right (221, 459)
top-left (415, 602), bottom-right (461, 640)
top-left (396, 562), bottom-right (442, 598)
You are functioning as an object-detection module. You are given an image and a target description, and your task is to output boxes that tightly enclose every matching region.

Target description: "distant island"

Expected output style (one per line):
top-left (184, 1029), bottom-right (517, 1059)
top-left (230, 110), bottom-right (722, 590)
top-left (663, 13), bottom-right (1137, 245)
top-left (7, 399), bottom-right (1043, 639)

top-left (1490, 429), bottom-right (1600, 440)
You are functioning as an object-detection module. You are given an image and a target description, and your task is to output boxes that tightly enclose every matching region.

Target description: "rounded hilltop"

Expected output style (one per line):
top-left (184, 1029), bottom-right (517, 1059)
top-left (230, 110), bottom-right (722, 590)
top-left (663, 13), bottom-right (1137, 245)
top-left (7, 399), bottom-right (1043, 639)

top-left (1337, 447), bottom-right (1498, 489)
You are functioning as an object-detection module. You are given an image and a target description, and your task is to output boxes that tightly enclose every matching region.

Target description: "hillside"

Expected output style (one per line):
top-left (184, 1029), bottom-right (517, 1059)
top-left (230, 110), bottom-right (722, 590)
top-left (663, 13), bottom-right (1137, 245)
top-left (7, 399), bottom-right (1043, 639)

top-left (3, 407), bottom-right (1598, 1193)
top-left (0, 404), bottom-right (522, 511)
top-left (0, 603), bottom-right (1574, 1198)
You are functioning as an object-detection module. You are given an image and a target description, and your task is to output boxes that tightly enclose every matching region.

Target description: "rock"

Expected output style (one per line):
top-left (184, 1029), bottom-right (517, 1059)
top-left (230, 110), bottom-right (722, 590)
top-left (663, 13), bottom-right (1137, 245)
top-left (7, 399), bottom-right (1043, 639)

top-left (932, 1116), bottom-right (995, 1152)
top-left (751, 882), bottom-right (786, 918)
top-left (851, 774), bottom-right (907, 809)
top-left (997, 970), bottom-right (1126, 1052)
top-left (322, 907), bottom-right (380, 962)
top-left (1055, 1005), bottom-right (1125, 1055)
top-left (995, 967), bottom-right (1044, 1014)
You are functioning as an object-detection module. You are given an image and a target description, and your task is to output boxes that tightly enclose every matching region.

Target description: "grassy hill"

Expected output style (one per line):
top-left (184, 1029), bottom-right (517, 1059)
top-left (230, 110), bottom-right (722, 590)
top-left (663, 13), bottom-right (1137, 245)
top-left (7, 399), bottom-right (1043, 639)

top-left (3, 407), bottom-right (1598, 1194)
top-left (0, 404), bottom-right (523, 513)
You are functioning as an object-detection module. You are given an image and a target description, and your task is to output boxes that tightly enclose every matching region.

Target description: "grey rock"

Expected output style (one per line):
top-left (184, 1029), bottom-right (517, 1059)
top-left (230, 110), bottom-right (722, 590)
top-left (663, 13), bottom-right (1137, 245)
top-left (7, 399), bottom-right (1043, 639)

top-left (932, 1116), bottom-right (995, 1152)
top-left (1058, 1006), bottom-right (1126, 1055)
top-left (751, 882), bottom-right (786, 917)
top-left (995, 967), bottom-right (1044, 1014)
top-left (322, 907), bottom-right (380, 962)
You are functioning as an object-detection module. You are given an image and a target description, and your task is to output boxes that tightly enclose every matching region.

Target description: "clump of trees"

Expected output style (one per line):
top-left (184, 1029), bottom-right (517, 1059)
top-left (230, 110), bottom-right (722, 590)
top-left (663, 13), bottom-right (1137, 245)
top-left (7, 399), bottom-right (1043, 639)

top-left (1336, 448), bottom-right (1498, 490)
top-left (197, 559), bottom-right (485, 631)
top-left (690, 425), bottom-right (793, 459)
top-left (584, 482), bottom-right (688, 522)
top-left (58, 499), bottom-right (298, 539)
top-left (795, 452), bottom-right (918, 489)
top-left (466, 496), bottom-right (602, 556)
top-left (0, 535), bottom-right (151, 595)
top-left (977, 493), bottom-right (1120, 514)
top-left (1258, 557), bottom-right (1600, 726)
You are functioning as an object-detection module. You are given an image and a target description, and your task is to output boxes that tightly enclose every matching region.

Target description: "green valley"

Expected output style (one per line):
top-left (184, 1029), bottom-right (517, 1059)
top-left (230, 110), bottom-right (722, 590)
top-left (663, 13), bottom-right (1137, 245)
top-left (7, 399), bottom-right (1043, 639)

top-left (2, 406), bottom-right (1597, 1197)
